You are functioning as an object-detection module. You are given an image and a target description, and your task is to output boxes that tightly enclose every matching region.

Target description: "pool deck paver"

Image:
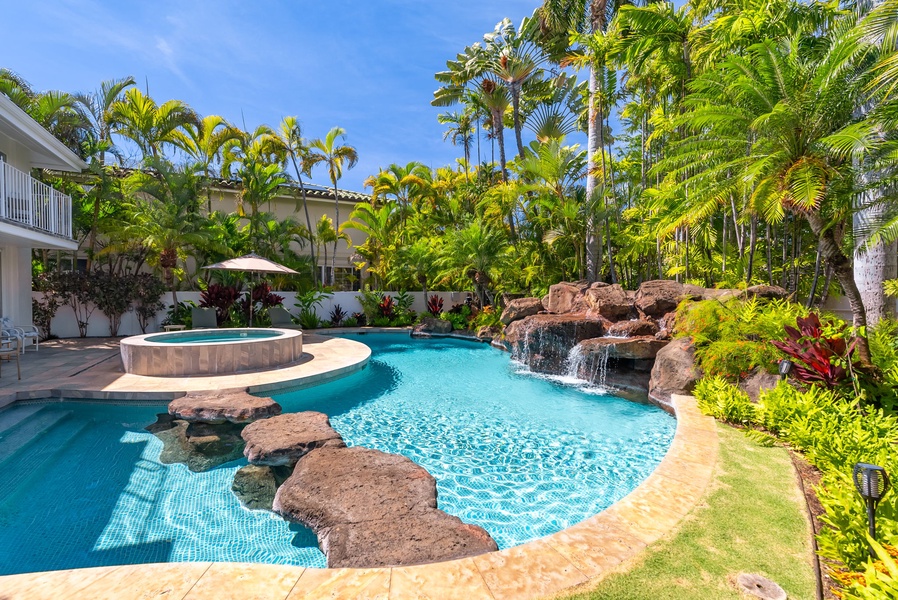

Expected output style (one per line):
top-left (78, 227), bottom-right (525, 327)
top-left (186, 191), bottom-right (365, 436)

top-left (0, 334), bottom-right (717, 600)
top-left (0, 335), bottom-right (370, 408)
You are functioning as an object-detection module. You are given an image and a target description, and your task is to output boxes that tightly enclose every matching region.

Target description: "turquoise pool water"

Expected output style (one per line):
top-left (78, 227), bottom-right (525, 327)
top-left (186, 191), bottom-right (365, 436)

top-left (147, 329), bottom-right (283, 344)
top-left (0, 334), bottom-right (675, 575)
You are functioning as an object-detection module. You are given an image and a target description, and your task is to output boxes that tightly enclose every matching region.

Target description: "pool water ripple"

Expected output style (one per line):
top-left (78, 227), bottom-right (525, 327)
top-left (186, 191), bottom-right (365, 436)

top-left (0, 333), bottom-right (675, 575)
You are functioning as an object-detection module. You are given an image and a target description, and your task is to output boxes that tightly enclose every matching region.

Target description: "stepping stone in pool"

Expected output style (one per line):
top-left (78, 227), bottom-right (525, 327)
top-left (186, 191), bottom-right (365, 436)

top-left (168, 390), bottom-right (282, 424)
top-left (273, 446), bottom-right (498, 568)
top-left (147, 415), bottom-right (246, 472)
top-left (241, 412), bottom-right (345, 466)
top-left (232, 464), bottom-right (293, 510)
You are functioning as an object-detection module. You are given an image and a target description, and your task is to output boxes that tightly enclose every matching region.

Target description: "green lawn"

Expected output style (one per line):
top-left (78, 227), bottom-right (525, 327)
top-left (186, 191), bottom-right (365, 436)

top-left (561, 423), bottom-right (817, 600)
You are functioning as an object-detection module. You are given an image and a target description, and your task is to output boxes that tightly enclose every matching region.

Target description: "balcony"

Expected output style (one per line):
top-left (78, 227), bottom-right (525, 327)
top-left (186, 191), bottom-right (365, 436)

top-left (0, 161), bottom-right (73, 240)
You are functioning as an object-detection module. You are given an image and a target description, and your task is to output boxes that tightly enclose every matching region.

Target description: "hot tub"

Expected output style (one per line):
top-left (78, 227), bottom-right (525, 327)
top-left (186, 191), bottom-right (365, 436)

top-left (120, 328), bottom-right (303, 377)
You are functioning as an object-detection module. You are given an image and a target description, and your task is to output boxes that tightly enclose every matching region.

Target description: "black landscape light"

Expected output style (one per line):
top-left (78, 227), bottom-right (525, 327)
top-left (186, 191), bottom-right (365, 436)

top-left (778, 359), bottom-right (793, 381)
top-left (853, 463), bottom-right (891, 556)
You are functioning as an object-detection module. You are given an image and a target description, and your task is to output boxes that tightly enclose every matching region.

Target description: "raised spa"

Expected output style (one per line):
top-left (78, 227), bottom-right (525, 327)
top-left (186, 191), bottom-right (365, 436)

top-left (120, 328), bottom-right (303, 377)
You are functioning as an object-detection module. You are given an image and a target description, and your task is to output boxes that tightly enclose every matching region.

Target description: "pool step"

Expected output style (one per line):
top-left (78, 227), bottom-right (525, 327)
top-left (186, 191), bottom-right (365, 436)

top-left (0, 403), bottom-right (46, 436)
top-left (0, 417), bottom-right (91, 505)
top-left (0, 408), bottom-right (74, 467)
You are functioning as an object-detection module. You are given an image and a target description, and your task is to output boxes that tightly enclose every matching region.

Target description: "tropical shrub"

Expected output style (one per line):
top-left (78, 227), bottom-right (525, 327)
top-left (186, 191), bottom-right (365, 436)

top-left (54, 271), bottom-right (99, 338)
top-left (439, 311), bottom-right (468, 331)
top-left (200, 284), bottom-right (240, 326)
top-left (693, 376), bottom-right (754, 424)
top-left (91, 271), bottom-right (136, 336)
top-left (771, 313), bottom-right (857, 389)
top-left (132, 274), bottom-right (166, 333)
top-left (294, 289), bottom-right (332, 330)
top-left (697, 340), bottom-right (780, 381)
top-left (378, 295), bottom-right (396, 320)
top-left (329, 304), bottom-right (347, 326)
top-left (163, 300), bottom-right (197, 328)
top-left (351, 311), bottom-right (366, 326)
top-left (427, 294), bottom-right (444, 316)
top-left (357, 287), bottom-right (384, 323)
top-left (472, 305), bottom-right (502, 330)
top-left (31, 274), bottom-right (62, 340)
top-left (343, 316), bottom-right (359, 327)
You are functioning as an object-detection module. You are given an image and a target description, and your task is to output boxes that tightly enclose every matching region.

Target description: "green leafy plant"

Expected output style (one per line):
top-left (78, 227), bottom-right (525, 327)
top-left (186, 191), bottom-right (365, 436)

top-left (693, 376), bottom-right (754, 424)
top-left (163, 300), bottom-right (197, 328)
top-left (132, 274), bottom-right (166, 334)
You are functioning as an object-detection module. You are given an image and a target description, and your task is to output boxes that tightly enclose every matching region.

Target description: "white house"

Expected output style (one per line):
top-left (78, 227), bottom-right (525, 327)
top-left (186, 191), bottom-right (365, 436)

top-left (0, 93), bottom-right (86, 325)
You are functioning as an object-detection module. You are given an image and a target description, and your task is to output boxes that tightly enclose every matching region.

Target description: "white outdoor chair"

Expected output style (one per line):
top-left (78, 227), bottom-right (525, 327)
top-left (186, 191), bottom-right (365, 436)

top-left (0, 316), bottom-right (38, 353)
top-left (0, 336), bottom-right (21, 380)
top-left (191, 307), bottom-right (218, 329)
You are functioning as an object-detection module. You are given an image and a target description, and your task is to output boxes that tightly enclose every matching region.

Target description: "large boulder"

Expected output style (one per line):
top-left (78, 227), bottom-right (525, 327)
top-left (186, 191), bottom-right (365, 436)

top-left (147, 415), bottom-right (245, 472)
top-left (648, 337), bottom-right (702, 411)
top-left (500, 297), bottom-right (543, 325)
top-left (635, 280), bottom-right (685, 317)
top-left (544, 281), bottom-right (590, 314)
top-left (242, 412), bottom-right (345, 466)
top-left (413, 316), bottom-right (453, 335)
top-left (582, 283), bottom-right (632, 320)
top-left (168, 390), bottom-right (281, 424)
top-left (504, 314), bottom-right (605, 373)
top-left (578, 336), bottom-right (668, 361)
top-left (739, 368), bottom-right (781, 402)
top-left (274, 446), bottom-right (497, 568)
top-left (744, 285), bottom-right (791, 300)
top-left (232, 464), bottom-right (293, 510)
top-left (607, 319), bottom-right (659, 338)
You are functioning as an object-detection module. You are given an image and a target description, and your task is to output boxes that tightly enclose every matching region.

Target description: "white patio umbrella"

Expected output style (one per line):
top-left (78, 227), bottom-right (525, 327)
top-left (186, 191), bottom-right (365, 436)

top-left (202, 253), bottom-right (298, 326)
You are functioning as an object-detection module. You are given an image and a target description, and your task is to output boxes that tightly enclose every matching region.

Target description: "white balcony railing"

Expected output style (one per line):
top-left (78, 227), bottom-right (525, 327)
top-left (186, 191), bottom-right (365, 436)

top-left (0, 161), bottom-right (73, 240)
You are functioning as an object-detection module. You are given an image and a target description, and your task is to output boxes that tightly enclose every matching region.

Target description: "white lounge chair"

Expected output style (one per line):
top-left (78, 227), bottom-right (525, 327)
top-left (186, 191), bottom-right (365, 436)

top-left (0, 317), bottom-right (38, 353)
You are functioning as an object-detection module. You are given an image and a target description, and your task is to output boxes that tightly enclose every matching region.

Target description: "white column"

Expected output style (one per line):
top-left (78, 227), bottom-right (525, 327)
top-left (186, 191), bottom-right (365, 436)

top-left (0, 245), bottom-right (33, 324)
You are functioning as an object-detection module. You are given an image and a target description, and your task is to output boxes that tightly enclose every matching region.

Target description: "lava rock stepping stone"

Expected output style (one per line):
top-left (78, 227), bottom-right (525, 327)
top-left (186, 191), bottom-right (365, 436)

top-left (241, 412), bottom-right (345, 466)
top-left (169, 390), bottom-right (281, 424)
top-left (231, 464), bottom-right (293, 510)
top-left (147, 415), bottom-right (245, 472)
top-left (273, 446), bottom-right (498, 568)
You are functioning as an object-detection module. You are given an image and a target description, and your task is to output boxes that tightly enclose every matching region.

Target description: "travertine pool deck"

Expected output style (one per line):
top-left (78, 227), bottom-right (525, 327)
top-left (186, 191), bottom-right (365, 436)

top-left (0, 390), bottom-right (717, 600)
top-left (0, 334), bottom-right (370, 407)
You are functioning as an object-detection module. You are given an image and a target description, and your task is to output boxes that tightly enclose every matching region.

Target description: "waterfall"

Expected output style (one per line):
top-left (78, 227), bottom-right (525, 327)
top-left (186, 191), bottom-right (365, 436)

top-left (564, 342), bottom-right (612, 391)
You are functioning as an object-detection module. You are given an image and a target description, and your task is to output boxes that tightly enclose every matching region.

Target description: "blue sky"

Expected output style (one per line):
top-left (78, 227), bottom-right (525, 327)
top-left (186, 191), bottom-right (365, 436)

top-left (1, 0), bottom-right (547, 192)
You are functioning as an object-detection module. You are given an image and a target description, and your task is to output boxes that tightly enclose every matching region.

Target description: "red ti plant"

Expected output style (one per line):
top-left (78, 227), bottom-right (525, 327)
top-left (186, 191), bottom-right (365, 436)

top-left (378, 295), bottom-right (396, 319)
top-left (200, 284), bottom-right (240, 325)
top-left (771, 313), bottom-right (857, 389)
top-left (427, 294), bottom-right (444, 316)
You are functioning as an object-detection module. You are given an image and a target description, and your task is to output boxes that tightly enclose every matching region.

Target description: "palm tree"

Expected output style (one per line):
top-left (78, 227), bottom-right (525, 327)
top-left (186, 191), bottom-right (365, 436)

top-left (74, 76), bottom-right (135, 270)
top-left (538, 0), bottom-right (626, 281)
top-left (440, 219), bottom-right (510, 307)
top-left (343, 201), bottom-right (401, 287)
top-left (184, 115), bottom-right (241, 211)
top-left (307, 127), bottom-right (358, 285)
top-left (667, 35), bottom-right (878, 366)
top-left (110, 88), bottom-right (198, 159)
top-left (313, 215), bottom-right (350, 286)
top-left (363, 162), bottom-right (432, 237)
top-left (437, 110), bottom-right (475, 175)
top-left (273, 116), bottom-right (318, 282)
top-left (113, 160), bottom-right (212, 304)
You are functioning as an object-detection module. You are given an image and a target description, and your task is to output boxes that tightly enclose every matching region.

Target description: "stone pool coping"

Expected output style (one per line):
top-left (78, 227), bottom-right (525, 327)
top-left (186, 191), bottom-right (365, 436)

top-left (0, 393), bottom-right (717, 600)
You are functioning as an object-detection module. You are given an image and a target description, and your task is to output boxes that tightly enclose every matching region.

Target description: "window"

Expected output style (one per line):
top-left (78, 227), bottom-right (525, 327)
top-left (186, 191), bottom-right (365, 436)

top-left (321, 267), bottom-right (361, 291)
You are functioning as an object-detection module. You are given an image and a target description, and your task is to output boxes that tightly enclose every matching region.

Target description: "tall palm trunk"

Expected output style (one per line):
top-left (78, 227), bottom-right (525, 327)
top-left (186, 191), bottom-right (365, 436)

top-left (854, 187), bottom-right (897, 326)
top-left (805, 211), bottom-right (874, 368)
top-left (510, 82), bottom-right (526, 158)
top-left (492, 109), bottom-right (508, 183)
top-left (290, 156), bottom-right (317, 285)
top-left (332, 185), bottom-right (340, 286)
top-left (585, 67), bottom-right (603, 282)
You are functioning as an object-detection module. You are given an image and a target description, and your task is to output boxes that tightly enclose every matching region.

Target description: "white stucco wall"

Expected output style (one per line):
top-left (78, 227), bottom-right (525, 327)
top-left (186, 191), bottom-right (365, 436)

top-left (35, 290), bottom-right (472, 338)
top-left (1, 246), bottom-right (34, 325)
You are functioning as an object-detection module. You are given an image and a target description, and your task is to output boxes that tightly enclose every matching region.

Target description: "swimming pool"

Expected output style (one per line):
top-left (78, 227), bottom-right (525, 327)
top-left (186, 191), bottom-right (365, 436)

top-left (147, 330), bottom-right (283, 344)
top-left (0, 334), bottom-right (675, 575)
